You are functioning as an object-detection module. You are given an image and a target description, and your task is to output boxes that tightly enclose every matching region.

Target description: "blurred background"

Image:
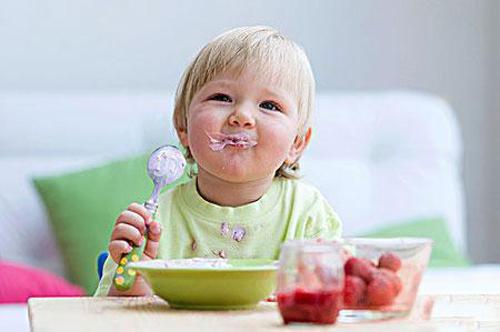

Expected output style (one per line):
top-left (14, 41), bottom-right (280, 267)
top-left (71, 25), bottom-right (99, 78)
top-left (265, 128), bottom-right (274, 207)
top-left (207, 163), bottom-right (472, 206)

top-left (0, 0), bottom-right (498, 270)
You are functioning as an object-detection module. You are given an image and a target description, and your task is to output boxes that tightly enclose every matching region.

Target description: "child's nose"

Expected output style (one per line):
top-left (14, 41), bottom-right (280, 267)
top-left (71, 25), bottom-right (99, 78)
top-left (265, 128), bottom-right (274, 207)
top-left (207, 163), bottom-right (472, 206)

top-left (228, 105), bottom-right (256, 128)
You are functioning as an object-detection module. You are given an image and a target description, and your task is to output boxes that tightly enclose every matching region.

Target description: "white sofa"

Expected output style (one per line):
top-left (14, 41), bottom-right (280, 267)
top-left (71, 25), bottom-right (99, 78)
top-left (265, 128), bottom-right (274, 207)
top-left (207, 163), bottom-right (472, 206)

top-left (0, 90), bottom-right (466, 275)
top-left (0, 90), bottom-right (465, 330)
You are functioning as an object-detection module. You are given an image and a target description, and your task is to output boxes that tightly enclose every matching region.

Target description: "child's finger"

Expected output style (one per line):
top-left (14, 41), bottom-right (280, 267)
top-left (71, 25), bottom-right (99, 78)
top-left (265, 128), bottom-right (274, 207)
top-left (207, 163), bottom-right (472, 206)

top-left (111, 223), bottom-right (144, 247)
top-left (108, 240), bottom-right (132, 264)
top-left (115, 210), bottom-right (147, 234)
top-left (127, 202), bottom-right (152, 225)
top-left (144, 221), bottom-right (162, 259)
top-left (148, 221), bottom-right (162, 242)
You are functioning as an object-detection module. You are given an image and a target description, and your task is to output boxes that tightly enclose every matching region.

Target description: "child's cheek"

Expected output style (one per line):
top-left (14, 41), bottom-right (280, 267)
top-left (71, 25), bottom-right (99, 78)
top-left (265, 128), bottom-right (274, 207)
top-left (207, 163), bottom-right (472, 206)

top-left (262, 123), bottom-right (296, 150)
top-left (187, 114), bottom-right (221, 156)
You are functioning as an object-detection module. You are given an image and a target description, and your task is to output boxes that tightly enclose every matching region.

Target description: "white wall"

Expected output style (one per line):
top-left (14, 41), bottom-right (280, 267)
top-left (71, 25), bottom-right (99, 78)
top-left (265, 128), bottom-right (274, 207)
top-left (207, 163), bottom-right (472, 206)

top-left (0, 0), bottom-right (498, 262)
top-left (491, 1), bottom-right (500, 260)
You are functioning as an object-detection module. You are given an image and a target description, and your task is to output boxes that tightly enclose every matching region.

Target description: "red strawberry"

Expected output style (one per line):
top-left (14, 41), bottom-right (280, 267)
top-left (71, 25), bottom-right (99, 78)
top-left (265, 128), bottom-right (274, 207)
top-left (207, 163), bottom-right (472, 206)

top-left (343, 275), bottom-right (367, 307)
top-left (366, 272), bottom-right (396, 306)
top-left (378, 252), bottom-right (402, 272)
top-left (377, 268), bottom-right (402, 295)
top-left (344, 257), bottom-right (377, 282)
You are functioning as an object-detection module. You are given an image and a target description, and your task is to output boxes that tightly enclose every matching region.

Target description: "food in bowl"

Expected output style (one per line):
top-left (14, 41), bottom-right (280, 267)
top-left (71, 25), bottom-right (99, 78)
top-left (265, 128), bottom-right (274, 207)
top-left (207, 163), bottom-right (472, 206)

top-left (277, 287), bottom-right (343, 325)
top-left (343, 253), bottom-right (402, 307)
top-left (276, 241), bottom-right (344, 325)
top-left (157, 258), bottom-right (232, 269)
top-left (339, 237), bottom-right (432, 322)
top-left (128, 258), bottom-right (277, 310)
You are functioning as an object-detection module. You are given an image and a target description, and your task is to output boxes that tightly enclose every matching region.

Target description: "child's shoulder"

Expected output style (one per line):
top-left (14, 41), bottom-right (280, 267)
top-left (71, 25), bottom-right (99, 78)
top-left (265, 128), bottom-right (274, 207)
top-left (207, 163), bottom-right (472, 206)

top-left (278, 177), bottom-right (321, 192)
top-left (277, 178), bottom-right (325, 202)
top-left (277, 178), bottom-right (339, 229)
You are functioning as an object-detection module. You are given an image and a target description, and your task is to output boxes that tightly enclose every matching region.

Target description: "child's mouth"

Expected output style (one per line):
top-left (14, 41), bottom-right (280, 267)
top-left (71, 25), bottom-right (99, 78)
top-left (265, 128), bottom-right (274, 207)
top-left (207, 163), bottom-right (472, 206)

top-left (206, 132), bottom-right (258, 151)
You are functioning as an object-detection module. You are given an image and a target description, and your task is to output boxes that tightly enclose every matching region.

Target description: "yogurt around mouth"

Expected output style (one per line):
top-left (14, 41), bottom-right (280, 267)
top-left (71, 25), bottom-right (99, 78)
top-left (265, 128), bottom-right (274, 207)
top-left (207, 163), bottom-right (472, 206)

top-left (206, 132), bottom-right (258, 151)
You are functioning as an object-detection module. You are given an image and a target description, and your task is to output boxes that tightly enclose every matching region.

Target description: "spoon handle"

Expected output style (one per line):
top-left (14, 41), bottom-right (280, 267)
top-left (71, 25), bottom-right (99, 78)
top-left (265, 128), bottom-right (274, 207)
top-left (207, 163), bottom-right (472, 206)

top-left (112, 232), bottom-right (148, 291)
top-left (112, 200), bottom-right (157, 291)
top-left (110, 144), bottom-right (185, 292)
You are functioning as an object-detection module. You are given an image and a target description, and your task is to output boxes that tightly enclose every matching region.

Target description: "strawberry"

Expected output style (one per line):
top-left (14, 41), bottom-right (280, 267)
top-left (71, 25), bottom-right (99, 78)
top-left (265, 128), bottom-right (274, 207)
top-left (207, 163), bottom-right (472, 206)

top-left (378, 252), bottom-right (402, 272)
top-left (343, 275), bottom-right (367, 307)
top-left (377, 268), bottom-right (402, 295)
top-left (344, 257), bottom-right (377, 282)
top-left (366, 272), bottom-right (397, 306)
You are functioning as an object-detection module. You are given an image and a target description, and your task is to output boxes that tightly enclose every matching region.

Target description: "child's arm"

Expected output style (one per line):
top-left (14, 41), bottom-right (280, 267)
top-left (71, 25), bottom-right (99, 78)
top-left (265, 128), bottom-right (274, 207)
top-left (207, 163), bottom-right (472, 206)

top-left (106, 202), bottom-right (162, 296)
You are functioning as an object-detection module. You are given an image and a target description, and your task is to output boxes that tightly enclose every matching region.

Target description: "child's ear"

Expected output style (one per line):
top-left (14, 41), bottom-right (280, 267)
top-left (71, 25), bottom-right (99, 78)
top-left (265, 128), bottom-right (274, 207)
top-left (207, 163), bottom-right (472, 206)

top-left (285, 127), bottom-right (312, 164)
top-left (176, 127), bottom-right (189, 148)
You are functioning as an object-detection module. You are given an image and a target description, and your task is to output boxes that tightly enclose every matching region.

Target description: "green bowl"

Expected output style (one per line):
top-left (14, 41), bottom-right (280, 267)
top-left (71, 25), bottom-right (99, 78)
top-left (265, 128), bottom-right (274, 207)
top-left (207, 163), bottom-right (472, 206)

top-left (128, 259), bottom-right (278, 310)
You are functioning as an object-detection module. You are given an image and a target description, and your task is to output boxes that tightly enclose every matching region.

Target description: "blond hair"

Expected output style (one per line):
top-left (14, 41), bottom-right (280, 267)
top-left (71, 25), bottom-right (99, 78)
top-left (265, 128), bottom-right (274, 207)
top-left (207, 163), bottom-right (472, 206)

top-left (173, 26), bottom-right (315, 179)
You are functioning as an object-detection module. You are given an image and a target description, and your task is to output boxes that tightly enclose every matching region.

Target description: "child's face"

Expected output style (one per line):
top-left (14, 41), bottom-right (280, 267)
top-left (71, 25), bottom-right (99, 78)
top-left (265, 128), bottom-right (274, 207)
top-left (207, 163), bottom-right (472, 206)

top-left (178, 66), bottom-right (308, 183)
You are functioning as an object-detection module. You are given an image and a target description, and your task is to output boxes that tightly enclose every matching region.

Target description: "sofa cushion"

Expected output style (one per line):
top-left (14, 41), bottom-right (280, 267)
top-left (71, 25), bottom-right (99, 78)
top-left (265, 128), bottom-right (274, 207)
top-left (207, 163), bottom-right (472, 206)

top-left (0, 261), bottom-right (84, 304)
top-left (33, 153), bottom-right (190, 294)
top-left (361, 217), bottom-right (469, 267)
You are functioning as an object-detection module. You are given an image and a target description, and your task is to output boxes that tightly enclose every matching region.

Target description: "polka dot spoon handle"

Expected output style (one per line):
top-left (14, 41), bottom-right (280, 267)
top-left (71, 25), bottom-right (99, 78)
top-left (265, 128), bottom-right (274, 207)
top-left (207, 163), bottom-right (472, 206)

top-left (113, 145), bottom-right (186, 291)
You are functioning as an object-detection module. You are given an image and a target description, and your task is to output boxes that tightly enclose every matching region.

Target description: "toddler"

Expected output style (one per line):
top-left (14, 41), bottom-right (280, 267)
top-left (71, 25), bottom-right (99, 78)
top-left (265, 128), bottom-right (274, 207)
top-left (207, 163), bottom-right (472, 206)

top-left (95, 26), bottom-right (342, 296)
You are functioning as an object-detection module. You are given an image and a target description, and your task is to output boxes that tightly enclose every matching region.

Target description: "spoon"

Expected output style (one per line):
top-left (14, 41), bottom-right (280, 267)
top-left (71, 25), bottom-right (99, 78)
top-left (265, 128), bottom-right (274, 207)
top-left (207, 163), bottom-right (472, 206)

top-left (113, 145), bottom-right (186, 291)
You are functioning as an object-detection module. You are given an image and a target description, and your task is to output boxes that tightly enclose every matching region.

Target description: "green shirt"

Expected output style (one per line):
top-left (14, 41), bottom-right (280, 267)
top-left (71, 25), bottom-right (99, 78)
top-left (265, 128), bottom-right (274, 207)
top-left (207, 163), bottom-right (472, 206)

top-left (94, 177), bottom-right (342, 296)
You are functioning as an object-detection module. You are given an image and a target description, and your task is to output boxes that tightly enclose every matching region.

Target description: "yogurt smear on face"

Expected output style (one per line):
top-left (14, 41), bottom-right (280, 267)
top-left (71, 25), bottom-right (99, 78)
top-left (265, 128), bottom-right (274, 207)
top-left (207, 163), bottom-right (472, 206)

top-left (206, 132), bottom-right (257, 151)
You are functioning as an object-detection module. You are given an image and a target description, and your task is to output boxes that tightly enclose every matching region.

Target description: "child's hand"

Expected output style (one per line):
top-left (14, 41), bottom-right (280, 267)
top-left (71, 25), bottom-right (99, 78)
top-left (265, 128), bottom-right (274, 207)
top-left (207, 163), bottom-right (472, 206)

top-left (108, 202), bottom-right (162, 264)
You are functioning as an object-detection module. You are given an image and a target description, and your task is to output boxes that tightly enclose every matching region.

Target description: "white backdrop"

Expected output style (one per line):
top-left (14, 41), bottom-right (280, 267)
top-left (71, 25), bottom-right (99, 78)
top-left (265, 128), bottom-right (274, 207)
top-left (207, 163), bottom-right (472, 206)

top-left (0, 0), bottom-right (498, 263)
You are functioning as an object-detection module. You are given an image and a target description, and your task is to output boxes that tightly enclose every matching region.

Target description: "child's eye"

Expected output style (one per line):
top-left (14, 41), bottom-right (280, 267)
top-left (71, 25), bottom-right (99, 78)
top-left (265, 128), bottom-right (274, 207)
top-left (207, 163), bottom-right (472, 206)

top-left (259, 101), bottom-right (282, 112)
top-left (209, 93), bottom-right (232, 103)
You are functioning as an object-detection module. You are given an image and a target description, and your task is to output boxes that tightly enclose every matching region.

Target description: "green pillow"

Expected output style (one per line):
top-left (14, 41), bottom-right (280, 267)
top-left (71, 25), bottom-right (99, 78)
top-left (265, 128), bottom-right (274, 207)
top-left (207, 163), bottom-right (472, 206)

top-left (33, 153), bottom-right (191, 294)
top-left (361, 217), bottom-right (470, 267)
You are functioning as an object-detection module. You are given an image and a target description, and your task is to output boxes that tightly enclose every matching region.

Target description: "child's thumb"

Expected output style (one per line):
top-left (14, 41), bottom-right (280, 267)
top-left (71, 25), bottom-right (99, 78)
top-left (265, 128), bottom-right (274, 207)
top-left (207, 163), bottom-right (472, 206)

top-left (144, 221), bottom-right (162, 259)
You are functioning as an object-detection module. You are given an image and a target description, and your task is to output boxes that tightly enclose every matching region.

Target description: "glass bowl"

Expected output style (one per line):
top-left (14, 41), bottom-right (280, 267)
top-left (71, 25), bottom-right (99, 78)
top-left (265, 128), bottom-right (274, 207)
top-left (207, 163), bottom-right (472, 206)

top-left (338, 237), bottom-right (433, 322)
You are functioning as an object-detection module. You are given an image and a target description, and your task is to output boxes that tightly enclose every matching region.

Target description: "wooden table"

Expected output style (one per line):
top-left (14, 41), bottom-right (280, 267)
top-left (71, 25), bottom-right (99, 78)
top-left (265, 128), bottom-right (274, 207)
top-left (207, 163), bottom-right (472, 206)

top-left (28, 294), bottom-right (500, 331)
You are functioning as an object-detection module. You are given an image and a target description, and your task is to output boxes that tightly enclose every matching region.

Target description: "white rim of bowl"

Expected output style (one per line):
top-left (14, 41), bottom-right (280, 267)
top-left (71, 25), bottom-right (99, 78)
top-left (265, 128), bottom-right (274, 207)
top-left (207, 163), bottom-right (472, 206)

top-left (127, 259), bottom-right (279, 271)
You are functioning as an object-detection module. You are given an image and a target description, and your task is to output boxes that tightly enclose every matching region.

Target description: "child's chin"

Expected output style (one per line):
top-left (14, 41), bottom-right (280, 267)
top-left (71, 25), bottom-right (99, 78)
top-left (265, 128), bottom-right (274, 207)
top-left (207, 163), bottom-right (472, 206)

top-left (202, 155), bottom-right (274, 182)
top-left (215, 166), bottom-right (266, 183)
top-left (217, 170), bottom-right (256, 183)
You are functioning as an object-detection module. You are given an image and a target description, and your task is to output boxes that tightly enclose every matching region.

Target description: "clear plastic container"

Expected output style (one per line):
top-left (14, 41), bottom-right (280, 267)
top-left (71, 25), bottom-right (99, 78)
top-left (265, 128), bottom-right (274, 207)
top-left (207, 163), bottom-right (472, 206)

top-left (276, 240), bottom-right (344, 325)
